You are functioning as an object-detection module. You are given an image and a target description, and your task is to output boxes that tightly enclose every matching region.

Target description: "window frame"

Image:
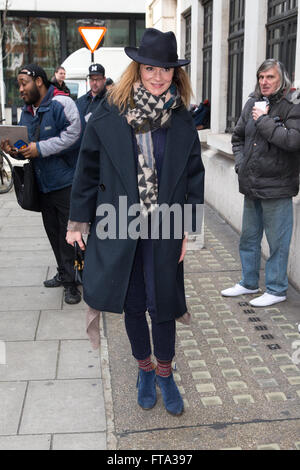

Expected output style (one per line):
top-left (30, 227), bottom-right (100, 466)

top-left (202, 0), bottom-right (213, 105)
top-left (266, 0), bottom-right (298, 82)
top-left (226, 0), bottom-right (245, 133)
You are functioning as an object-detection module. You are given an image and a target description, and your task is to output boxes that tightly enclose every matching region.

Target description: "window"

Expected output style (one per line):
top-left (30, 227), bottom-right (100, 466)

top-left (3, 16), bottom-right (60, 106)
top-left (226, 0), bottom-right (245, 133)
top-left (184, 10), bottom-right (192, 78)
top-left (136, 19), bottom-right (146, 45)
top-left (267, 0), bottom-right (298, 82)
top-left (202, 0), bottom-right (213, 104)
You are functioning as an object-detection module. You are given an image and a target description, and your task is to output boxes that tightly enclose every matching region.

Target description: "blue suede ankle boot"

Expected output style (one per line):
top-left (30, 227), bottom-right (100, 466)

top-left (156, 373), bottom-right (184, 416)
top-left (136, 369), bottom-right (157, 410)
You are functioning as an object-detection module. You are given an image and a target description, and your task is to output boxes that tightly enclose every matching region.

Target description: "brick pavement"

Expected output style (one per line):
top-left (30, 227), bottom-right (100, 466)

top-left (104, 205), bottom-right (300, 450)
top-left (1, 188), bottom-right (300, 450)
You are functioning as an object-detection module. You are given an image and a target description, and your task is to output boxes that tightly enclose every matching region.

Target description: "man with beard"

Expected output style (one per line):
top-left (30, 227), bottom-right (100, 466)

top-left (221, 59), bottom-right (300, 307)
top-left (76, 63), bottom-right (107, 130)
top-left (1, 64), bottom-right (82, 304)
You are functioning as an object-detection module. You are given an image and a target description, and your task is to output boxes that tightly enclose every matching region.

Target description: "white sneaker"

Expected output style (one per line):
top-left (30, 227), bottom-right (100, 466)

top-left (221, 284), bottom-right (259, 297)
top-left (249, 293), bottom-right (286, 308)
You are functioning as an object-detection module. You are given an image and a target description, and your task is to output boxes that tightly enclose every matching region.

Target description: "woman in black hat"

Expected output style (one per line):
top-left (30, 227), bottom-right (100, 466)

top-left (66, 28), bottom-right (205, 416)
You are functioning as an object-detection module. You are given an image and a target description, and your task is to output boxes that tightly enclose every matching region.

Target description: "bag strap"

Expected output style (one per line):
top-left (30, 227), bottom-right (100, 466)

top-left (33, 112), bottom-right (44, 142)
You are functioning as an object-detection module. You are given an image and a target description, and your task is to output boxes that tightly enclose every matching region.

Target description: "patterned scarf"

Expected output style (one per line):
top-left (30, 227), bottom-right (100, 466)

top-left (125, 81), bottom-right (182, 216)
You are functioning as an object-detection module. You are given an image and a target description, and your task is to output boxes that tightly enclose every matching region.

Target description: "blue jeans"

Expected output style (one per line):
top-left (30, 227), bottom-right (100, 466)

top-left (239, 197), bottom-right (293, 296)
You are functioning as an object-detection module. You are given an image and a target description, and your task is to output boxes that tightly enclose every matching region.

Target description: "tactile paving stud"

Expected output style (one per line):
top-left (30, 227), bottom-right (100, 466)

top-left (265, 392), bottom-right (287, 402)
top-left (233, 395), bottom-right (254, 404)
top-left (201, 396), bottom-right (223, 407)
top-left (257, 444), bottom-right (281, 450)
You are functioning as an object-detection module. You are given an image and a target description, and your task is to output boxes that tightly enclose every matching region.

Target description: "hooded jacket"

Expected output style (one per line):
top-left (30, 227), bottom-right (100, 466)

top-left (19, 85), bottom-right (81, 193)
top-left (232, 94), bottom-right (300, 199)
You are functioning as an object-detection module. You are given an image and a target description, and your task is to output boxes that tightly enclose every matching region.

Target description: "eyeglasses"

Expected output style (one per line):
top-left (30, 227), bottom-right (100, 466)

top-left (89, 76), bottom-right (105, 83)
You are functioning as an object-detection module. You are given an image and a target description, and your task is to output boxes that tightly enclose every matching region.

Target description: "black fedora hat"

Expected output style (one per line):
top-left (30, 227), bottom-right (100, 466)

top-left (124, 28), bottom-right (190, 68)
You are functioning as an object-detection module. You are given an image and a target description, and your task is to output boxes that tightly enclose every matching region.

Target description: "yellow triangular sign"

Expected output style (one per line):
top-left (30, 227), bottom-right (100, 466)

top-left (78, 26), bottom-right (107, 53)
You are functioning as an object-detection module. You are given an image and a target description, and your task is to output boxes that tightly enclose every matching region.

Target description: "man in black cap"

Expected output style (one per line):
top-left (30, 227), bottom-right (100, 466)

top-left (1, 64), bottom-right (82, 305)
top-left (76, 63), bottom-right (107, 129)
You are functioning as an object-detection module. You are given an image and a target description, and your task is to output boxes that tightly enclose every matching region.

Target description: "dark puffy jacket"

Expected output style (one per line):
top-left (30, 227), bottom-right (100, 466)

top-left (232, 95), bottom-right (300, 199)
top-left (76, 88), bottom-right (106, 133)
top-left (19, 85), bottom-right (81, 194)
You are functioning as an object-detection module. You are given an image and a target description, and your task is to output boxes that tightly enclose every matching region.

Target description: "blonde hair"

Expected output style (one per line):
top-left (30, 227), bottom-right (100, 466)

top-left (108, 61), bottom-right (193, 112)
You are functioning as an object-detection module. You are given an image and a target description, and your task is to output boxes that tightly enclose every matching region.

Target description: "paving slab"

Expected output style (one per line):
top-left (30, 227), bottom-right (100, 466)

top-left (0, 311), bottom-right (40, 340)
top-left (20, 379), bottom-right (106, 435)
top-left (0, 226), bottom-right (47, 238)
top-left (0, 209), bottom-right (11, 217)
top-left (0, 251), bottom-right (56, 268)
top-left (7, 208), bottom-right (42, 218)
top-left (0, 238), bottom-right (51, 252)
top-left (57, 340), bottom-right (101, 379)
top-left (0, 286), bottom-right (62, 311)
top-left (0, 216), bottom-right (44, 227)
top-left (0, 435), bottom-right (51, 450)
top-left (0, 382), bottom-right (27, 435)
top-left (52, 432), bottom-right (106, 450)
top-left (0, 267), bottom-right (48, 287)
top-left (0, 341), bottom-right (58, 381)
top-left (37, 309), bottom-right (87, 340)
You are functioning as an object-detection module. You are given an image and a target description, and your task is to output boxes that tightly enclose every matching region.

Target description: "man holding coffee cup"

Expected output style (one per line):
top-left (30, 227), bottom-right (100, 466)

top-left (221, 59), bottom-right (300, 307)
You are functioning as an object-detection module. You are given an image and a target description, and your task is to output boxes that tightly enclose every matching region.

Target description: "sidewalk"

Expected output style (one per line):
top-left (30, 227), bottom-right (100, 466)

top-left (105, 205), bottom-right (300, 450)
top-left (0, 190), bottom-right (300, 450)
top-left (0, 189), bottom-right (106, 450)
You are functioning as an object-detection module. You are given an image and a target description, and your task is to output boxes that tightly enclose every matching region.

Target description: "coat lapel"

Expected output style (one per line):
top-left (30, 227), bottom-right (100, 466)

top-left (158, 110), bottom-right (196, 205)
top-left (97, 108), bottom-right (139, 206)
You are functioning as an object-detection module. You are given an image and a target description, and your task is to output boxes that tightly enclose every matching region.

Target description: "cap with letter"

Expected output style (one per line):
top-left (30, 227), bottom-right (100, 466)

top-left (88, 63), bottom-right (105, 77)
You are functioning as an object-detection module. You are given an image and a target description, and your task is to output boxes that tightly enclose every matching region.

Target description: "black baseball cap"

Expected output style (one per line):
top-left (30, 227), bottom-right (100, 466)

top-left (19, 64), bottom-right (51, 88)
top-left (88, 63), bottom-right (105, 77)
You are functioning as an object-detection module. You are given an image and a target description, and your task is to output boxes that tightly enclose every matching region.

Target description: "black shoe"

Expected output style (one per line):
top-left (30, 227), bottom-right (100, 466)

top-left (44, 273), bottom-right (63, 288)
top-left (64, 285), bottom-right (82, 305)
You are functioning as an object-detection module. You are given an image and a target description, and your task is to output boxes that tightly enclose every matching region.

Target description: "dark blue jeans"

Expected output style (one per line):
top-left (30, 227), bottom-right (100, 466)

top-left (124, 238), bottom-right (176, 361)
top-left (239, 197), bottom-right (293, 296)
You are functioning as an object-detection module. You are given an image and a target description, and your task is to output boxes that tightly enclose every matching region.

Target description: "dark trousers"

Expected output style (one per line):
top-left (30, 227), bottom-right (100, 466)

top-left (124, 238), bottom-right (176, 362)
top-left (40, 186), bottom-right (75, 286)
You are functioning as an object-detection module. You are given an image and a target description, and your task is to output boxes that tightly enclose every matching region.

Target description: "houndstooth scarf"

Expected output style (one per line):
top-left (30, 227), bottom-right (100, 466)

top-left (125, 81), bottom-right (182, 216)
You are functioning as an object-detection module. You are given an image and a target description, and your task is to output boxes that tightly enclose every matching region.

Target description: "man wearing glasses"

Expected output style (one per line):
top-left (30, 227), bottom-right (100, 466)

top-left (76, 63), bottom-right (107, 128)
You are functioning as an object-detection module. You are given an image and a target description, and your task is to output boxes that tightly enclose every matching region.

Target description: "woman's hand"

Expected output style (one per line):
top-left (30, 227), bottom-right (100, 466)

top-left (178, 232), bottom-right (188, 263)
top-left (66, 231), bottom-right (86, 250)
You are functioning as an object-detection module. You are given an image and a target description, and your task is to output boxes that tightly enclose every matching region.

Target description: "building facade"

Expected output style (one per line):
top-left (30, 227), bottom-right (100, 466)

top-left (146, 0), bottom-right (300, 290)
top-left (0, 0), bottom-right (145, 113)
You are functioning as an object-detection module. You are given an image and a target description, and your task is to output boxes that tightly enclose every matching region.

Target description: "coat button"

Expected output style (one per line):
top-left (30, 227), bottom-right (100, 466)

top-left (100, 184), bottom-right (106, 191)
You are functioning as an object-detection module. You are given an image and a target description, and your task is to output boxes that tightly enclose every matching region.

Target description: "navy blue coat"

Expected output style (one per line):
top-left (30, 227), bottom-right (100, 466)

top-left (70, 99), bottom-right (205, 322)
